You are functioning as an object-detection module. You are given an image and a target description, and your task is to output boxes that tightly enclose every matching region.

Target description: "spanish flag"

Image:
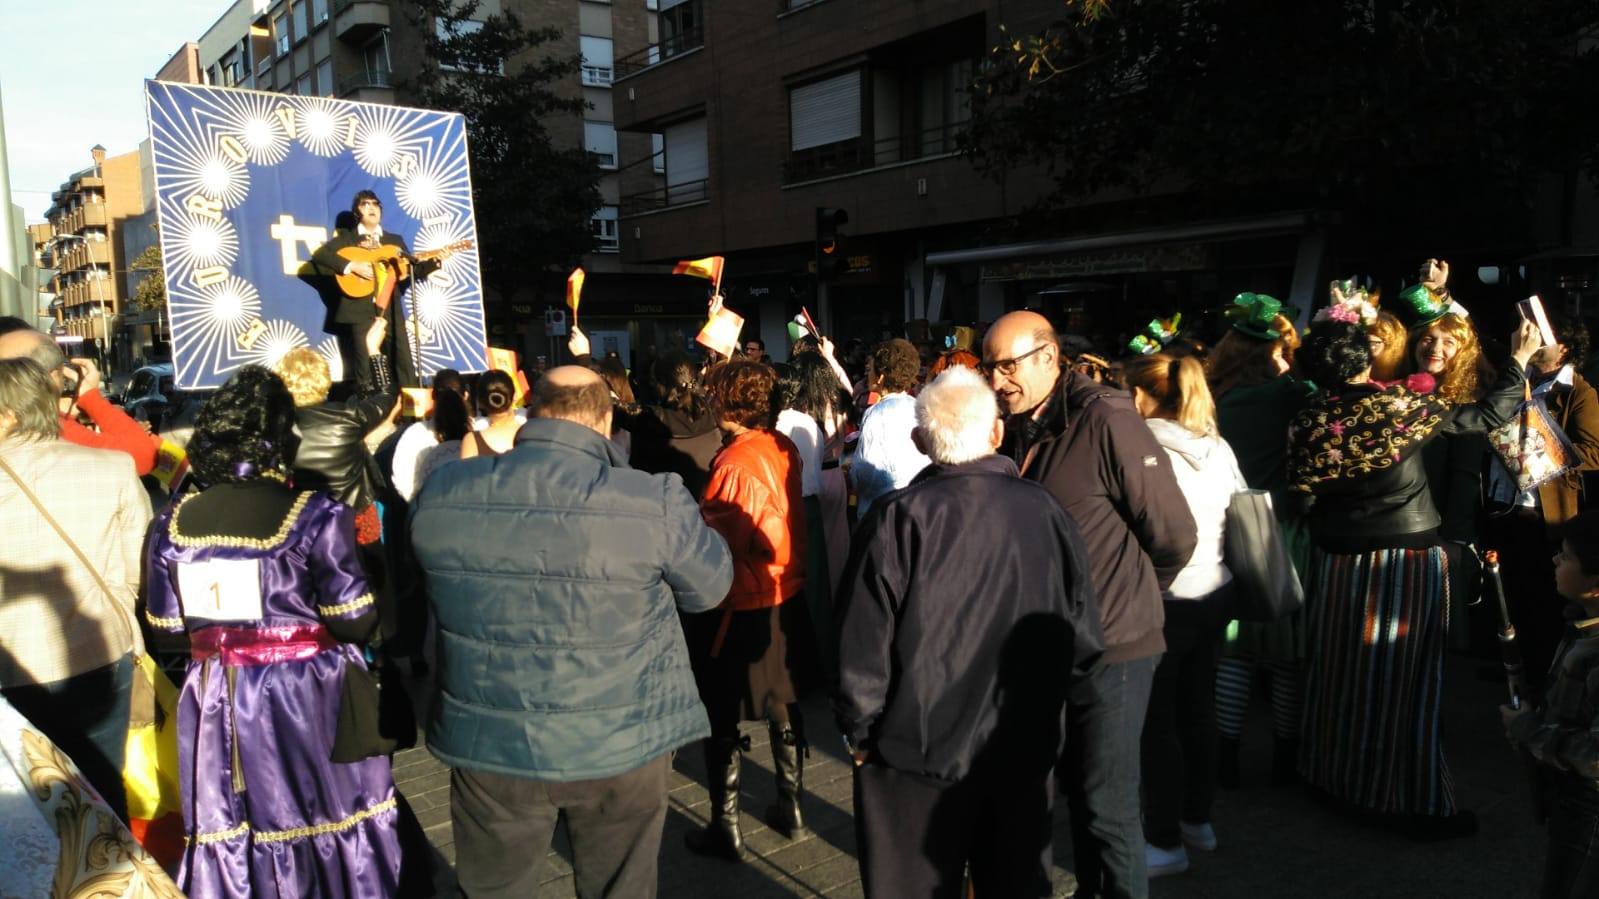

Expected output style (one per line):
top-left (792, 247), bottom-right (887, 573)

top-left (672, 255), bottom-right (724, 284)
top-left (566, 267), bottom-right (585, 316)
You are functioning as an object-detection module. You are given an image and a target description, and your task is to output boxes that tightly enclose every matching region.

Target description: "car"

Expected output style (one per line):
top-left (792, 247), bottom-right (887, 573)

top-left (119, 363), bottom-right (203, 447)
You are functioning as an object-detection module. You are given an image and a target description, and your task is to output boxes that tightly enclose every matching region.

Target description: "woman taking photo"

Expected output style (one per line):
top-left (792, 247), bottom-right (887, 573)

top-left (684, 360), bottom-right (811, 862)
top-left (1289, 316), bottom-right (1538, 839)
top-left (1205, 293), bottom-right (1315, 786)
top-left (143, 366), bottom-right (403, 897)
top-left (1123, 352), bottom-right (1246, 877)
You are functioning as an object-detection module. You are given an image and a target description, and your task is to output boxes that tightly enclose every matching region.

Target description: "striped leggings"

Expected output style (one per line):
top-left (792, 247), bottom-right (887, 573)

top-left (1214, 657), bottom-right (1302, 741)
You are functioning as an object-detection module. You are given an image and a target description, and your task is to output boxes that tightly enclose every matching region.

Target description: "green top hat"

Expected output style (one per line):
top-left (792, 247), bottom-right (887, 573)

top-left (1127, 314), bottom-right (1182, 356)
top-left (1390, 284), bottom-right (1451, 330)
top-left (1225, 293), bottom-right (1299, 341)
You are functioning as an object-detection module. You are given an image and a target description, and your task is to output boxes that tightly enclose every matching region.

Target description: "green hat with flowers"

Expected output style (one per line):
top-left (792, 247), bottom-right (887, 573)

top-left (1390, 284), bottom-right (1452, 330)
top-left (1224, 293), bottom-right (1299, 341)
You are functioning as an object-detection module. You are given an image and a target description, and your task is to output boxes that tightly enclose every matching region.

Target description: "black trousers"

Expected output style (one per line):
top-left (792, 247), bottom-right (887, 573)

top-left (853, 763), bottom-right (1055, 899)
top-left (338, 295), bottom-right (418, 391)
top-left (1141, 588), bottom-right (1232, 849)
top-left (451, 754), bottom-right (670, 899)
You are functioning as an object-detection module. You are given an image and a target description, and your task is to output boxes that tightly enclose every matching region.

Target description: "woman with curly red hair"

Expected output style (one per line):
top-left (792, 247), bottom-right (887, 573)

top-left (684, 360), bottom-right (813, 863)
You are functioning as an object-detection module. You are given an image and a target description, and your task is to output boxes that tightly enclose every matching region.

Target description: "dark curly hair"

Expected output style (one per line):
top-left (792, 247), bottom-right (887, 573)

top-left (1547, 305), bottom-right (1591, 373)
top-left (869, 338), bottom-right (921, 394)
top-left (189, 366), bottom-right (300, 486)
top-left (476, 370), bottom-right (516, 416)
top-left (651, 352), bottom-right (707, 419)
top-left (703, 359), bottom-right (776, 428)
top-left (432, 389), bottom-right (471, 443)
top-left (1299, 322), bottom-right (1372, 389)
top-left (775, 351), bottom-right (838, 424)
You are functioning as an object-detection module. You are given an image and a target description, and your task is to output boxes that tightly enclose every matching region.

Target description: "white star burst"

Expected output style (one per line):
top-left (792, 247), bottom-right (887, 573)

top-left (246, 320), bottom-right (310, 369)
top-left (299, 102), bottom-right (344, 157)
top-left (355, 128), bottom-right (399, 177)
top-left (238, 115), bottom-right (290, 165)
top-left (164, 210), bottom-right (239, 271)
top-left (202, 277), bottom-right (262, 329)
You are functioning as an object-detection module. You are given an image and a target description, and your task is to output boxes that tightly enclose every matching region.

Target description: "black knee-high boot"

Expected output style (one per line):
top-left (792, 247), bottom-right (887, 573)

top-left (685, 735), bottom-right (748, 861)
top-left (765, 712), bottom-right (809, 838)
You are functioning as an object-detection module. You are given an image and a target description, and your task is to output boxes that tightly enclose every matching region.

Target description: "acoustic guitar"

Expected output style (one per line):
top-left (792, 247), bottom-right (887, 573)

top-left (334, 239), bottom-right (474, 311)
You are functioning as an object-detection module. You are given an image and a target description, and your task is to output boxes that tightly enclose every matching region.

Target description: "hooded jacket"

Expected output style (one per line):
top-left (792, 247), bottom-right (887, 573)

top-left (1002, 371), bottom-right (1197, 664)
top-left (1144, 418), bottom-right (1246, 600)
top-left (629, 405), bottom-right (723, 498)
top-left (409, 418), bottom-right (733, 781)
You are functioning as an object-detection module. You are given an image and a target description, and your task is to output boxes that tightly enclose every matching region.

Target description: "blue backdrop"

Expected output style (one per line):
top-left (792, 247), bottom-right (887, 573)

top-left (145, 80), bottom-right (488, 389)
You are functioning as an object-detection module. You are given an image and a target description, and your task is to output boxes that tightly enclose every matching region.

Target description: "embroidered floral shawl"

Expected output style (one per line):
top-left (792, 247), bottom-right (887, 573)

top-left (1288, 384), bottom-right (1452, 492)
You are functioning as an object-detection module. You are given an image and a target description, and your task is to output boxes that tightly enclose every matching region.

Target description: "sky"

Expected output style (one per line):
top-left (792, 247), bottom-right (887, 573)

top-left (1, 0), bottom-right (229, 220)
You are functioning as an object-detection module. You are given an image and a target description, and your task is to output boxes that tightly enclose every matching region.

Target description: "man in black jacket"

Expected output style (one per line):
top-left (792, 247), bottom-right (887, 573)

top-left (983, 311), bottom-right (1197, 899)
top-left (836, 366), bottom-right (1104, 897)
top-left (310, 190), bottom-right (436, 390)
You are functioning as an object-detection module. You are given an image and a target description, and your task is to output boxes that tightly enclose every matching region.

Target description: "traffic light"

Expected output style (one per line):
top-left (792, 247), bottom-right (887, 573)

top-left (815, 207), bottom-right (849, 281)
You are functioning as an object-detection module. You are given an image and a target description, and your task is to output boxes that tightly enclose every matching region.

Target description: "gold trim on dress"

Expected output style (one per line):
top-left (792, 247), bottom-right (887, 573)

top-left (185, 797), bottom-right (398, 846)
top-left (318, 593), bottom-right (375, 617)
top-left (169, 491), bottom-right (314, 550)
top-left (145, 610), bottom-right (183, 629)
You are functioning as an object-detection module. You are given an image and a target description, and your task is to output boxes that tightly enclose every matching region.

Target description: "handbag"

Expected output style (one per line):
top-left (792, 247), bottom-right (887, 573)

top-left (1487, 382), bottom-right (1578, 496)
top-left (331, 646), bottom-right (416, 762)
top-left (1223, 489), bottom-right (1305, 622)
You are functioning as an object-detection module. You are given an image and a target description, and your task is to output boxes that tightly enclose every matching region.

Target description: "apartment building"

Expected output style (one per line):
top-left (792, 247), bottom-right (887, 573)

top-left (42, 146), bottom-right (145, 349)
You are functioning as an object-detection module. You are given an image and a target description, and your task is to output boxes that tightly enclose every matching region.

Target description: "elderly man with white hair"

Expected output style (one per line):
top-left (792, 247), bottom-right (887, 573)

top-left (834, 366), bottom-right (1104, 898)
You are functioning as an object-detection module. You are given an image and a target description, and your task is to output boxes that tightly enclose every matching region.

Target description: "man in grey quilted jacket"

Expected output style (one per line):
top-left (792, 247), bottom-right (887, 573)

top-left (411, 365), bottom-right (733, 899)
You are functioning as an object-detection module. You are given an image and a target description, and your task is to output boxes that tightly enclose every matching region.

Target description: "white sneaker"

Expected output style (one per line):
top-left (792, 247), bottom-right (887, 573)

top-left (1180, 820), bottom-right (1218, 852)
top-left (1145, 842), bottom-right (1189, 878)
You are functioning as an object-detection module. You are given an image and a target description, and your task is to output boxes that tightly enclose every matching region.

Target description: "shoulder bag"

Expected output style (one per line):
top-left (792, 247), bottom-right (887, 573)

top-left (1223, 489), bottom-right (1305, 622)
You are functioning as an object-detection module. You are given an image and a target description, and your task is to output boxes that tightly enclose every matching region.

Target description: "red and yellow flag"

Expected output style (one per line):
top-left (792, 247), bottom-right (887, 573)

top-left (566, 267), bottom-right (585, 322)
top-left (672, 255), bottom-right (724, 284)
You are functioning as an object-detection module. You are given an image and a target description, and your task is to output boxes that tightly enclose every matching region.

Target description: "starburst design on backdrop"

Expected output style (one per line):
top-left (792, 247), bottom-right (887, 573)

top-left (243, 319), bottom-right (310, 370)
top-left (316, 335), bottom-right (345, 383)
top-left (164, 276), bottom-right (261, 384)
top-left (396, 126), bottom-right (473, 221)
top-left (193, 90), bottom-right (292, 165)
top-left (298, 100), bottom-right (346, 157)
top-left (351, 105), bottom-right (434, 178)
top-left (160, 204), bottom-right (240, 272)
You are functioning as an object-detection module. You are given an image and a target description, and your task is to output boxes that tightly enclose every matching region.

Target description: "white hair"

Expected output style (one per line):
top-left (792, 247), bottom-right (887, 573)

top-left (914, 365), bottom-right (999, 465)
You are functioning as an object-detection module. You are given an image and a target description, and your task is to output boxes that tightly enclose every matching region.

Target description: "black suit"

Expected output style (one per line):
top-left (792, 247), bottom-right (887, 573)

top-left (311, 228), bottom-right (436, 390)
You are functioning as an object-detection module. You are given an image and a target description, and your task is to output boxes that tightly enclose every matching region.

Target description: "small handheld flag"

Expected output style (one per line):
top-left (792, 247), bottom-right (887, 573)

top-left (566, 268), bottom-right (586, 327)
top-left (673, 256), bottom-right (725, 289)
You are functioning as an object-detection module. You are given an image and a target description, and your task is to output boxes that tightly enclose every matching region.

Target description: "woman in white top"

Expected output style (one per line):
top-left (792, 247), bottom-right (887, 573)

top-left (774, 352), bottom-right (846, 688)
top-left (1122, 351), bottom-right (1247, 879)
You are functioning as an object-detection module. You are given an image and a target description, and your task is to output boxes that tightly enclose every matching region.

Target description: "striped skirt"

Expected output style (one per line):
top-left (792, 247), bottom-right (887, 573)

top-left (1298, 545), bottom-right (1456, 817)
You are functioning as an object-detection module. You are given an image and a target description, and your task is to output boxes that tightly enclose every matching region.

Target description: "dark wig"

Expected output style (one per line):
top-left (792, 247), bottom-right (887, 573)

top-left (432, 389), bottom-right (471, 443)
top-left (351, 189), bottom-right (381, 213)
top-left (651, 352), bottom-right (707, 419)
top-left (1547, 305), bottom-right (1591, 373)
top-left (776, 351), bottom-right (838, 424)
top-left (1299, 323), bottom-right (1372, 388)
top-left (189, 366), bottom-right (300, 486)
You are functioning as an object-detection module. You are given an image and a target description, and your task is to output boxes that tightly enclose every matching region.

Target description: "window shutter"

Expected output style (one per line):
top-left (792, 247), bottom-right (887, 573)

top-left (580, 35), bottom-right (613, 68)
top-left (663, 118), bottom-right (707, 186)
top-left (789, 71), bottom-right (861, 151)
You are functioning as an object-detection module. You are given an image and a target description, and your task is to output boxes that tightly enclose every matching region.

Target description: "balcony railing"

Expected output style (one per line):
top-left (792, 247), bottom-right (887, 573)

top-left (620, 178), bottom-right (708, 216)
top-left (614, 27), bottom-right (705, 79)
top-left (339, 69), bottom-right (393, 95)
top-left (782, 122), bottom-right (967, 183)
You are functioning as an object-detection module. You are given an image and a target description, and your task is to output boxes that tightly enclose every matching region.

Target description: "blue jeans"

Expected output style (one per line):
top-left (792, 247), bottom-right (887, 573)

top-left (1064, 656), bottom-right (1158, 899)
top-left (2, 654), bottom-right (134, 822)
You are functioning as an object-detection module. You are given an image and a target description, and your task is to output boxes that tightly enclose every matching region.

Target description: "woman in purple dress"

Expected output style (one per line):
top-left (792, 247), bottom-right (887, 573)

top-left (143, 367), bottom-right (402, 898)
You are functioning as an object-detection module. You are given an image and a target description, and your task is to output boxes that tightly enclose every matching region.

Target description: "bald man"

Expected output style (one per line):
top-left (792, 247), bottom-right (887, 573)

top-left (0, 328), bottom-right (156, 476)
top-left (982, 311), bottom-right (1196, 899)
top-left (410, 365), bottom-right (733, 899)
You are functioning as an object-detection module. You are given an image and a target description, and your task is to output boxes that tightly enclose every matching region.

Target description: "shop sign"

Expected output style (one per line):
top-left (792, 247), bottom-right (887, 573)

top-left (981, 244), bottom-right (1212, 281)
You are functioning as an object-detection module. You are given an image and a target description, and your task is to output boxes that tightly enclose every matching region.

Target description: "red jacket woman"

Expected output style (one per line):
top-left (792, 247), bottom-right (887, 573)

top-left (702, 427), bottom-right (806, 610)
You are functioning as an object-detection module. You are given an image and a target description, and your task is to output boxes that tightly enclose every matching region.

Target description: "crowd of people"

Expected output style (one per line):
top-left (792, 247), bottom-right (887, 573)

top-left (2, 255), bottom-right (1599, 899)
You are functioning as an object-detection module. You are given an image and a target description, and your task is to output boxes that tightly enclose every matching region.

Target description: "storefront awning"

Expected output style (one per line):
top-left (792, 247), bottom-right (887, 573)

top-left (925, 211), bottom-right (1321, 267)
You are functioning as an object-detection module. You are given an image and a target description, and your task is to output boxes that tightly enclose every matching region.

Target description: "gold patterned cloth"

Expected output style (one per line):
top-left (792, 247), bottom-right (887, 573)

top-left (0, 692), bottom-right (184, 898)
top-left (1287, 384), bottom-right (1452, 492)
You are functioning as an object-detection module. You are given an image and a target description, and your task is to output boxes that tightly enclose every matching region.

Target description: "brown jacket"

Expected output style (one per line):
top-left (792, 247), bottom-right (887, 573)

top-left (1538, 371), bottom-right (1599, 530)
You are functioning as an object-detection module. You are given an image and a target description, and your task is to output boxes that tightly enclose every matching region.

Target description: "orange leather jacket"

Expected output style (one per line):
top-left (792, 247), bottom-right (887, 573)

top-left (701, 429), bottom-right (807, 610)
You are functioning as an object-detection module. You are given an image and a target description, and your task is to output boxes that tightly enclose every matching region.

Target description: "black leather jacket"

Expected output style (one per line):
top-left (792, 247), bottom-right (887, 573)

top-left (1301, 362), bottom-right (1527, 549)
top-left (291, 385), bottom-right (396, 510)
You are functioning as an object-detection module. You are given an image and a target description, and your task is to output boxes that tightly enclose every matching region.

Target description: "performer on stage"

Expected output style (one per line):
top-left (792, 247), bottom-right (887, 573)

top-left (312, 190), bottom-right (438, 390)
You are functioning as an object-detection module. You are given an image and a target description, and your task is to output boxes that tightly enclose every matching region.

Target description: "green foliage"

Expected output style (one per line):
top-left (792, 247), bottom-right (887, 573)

top-left (403, 0), bottom-right (601, 297)
top-left (969, 1), bottom-right (1599, 213)
top-left (130, 245), bottom-right (166, 313)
